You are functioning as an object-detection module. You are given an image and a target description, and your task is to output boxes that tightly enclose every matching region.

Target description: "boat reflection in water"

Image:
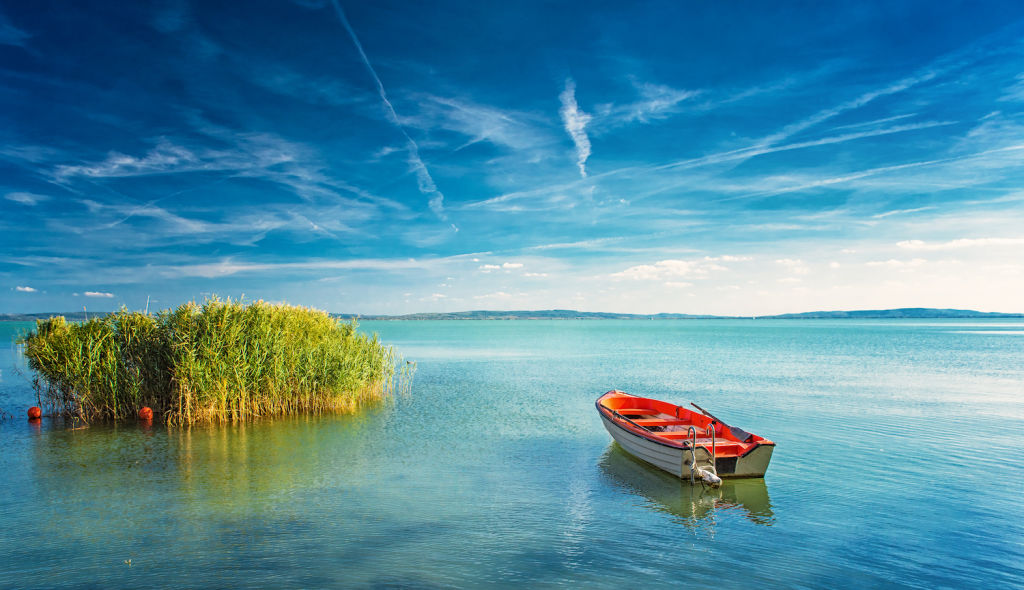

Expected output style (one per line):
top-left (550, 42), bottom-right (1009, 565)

top-left (599, 444), bottom-right (774, 527)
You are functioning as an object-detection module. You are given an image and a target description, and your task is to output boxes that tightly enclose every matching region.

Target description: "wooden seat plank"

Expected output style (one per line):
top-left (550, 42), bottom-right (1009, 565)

top-left (631, 418), bottom-right (690, 426)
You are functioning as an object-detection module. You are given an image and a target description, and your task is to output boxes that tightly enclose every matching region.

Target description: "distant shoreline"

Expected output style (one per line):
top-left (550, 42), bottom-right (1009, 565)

top-left (3, 307), bottom-right (1022, 322)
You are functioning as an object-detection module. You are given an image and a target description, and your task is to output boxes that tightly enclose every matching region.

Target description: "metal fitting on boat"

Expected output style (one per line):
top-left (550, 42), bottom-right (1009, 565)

top-left (696, 467), bottom-right (722, 488)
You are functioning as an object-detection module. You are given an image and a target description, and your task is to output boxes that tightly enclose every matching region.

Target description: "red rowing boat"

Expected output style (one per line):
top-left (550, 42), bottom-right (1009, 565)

top-left (596, 390), bottom-right (775, 486)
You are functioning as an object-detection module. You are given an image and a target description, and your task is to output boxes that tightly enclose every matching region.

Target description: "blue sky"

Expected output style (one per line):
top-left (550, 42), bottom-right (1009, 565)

top-left (2, 1), bottom-right (1024, 315)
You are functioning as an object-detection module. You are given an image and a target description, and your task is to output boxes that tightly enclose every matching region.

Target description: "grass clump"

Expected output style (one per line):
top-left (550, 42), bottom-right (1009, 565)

top-left (22, 298), bottom-right (404, 424)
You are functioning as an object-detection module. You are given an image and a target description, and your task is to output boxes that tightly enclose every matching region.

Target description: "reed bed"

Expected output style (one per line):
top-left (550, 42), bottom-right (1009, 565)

top-left (22, 299), bottom-right (404, 424)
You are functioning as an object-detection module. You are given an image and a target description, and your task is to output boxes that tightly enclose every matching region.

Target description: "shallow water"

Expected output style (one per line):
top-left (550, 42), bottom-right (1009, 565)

top-left (1, 319), bottom-right (1022, 588)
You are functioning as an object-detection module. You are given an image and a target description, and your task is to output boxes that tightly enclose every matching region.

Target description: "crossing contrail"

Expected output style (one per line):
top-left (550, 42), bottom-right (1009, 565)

top-left (330, 0), bottom-right (449, 222)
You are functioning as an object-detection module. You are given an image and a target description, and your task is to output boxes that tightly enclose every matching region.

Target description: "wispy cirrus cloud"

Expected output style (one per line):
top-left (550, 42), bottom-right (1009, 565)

top-left (707, 141), bottom-right (1024, 203)
top-left (80, 199), bottom-right (214, 235)
top-left (559, 79), bottom-right (592, 178)
top-left (51, 135), bottom-right (297, 181)
top-left (5, 191), bottom-right (51, 205)
top-left (999, 73), bottom-right (1024, 102)
top-left (655, 119), bottom-right (957, 176)
top-left (167, 256), bottom-right (443, 279)
top-left (594, 80), bottom-right (700, 127)
top-left (243, 61), bottom-right (366, 108)
top-left (84, 291), bottom-right (114, 298)
top-left (408, 95), bottom-right (552, 153)
top-left (68, 196), bottom-right (371, 247)
top-left (872, 207), bottom-right (936, 219)
top-left (758, 69), bottom-right (944, 149)
top-left (48, 128), bottom-right (404, 219)
top-left (0, 9), bottom-right (30, 47)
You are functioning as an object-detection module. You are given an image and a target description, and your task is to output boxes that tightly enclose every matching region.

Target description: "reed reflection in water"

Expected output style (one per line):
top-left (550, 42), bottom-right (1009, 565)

top-left (16, 412), bottom-right (389, 587)
top-left (598, 444), bottom-right (774, 529)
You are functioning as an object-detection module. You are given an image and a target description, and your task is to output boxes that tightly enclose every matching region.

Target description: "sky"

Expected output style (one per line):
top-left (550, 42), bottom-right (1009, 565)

top-left (2, 1), bottom-right (1024, 316)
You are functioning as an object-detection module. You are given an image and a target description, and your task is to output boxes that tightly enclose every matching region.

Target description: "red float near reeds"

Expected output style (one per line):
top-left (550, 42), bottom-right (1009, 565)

top-left (27, 406), bottom-right (42, 420)
top-left (138, 407), bottom-right (153, 421)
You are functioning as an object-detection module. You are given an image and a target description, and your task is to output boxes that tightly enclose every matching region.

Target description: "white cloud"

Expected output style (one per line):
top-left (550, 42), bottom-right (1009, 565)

top-left (524, 272), bottom-right (548, 277)
top-left (611, 258), bottom-right (729, 281)
top-left (479, 262), bottom-right (523, 272)
top-left (866, 258), bottom-right (927, 268)
top-left (559, 79), bottom-right (592, 178)
top-left (15, 285), bottom-right (37, 292)
top-left (5, 192), bottom-right (51, 206)
top-left (84, 291), bottom-right (115, 298)
top-left (705, 255), bottom-right (752, 262)
top-left (775, 258), bottom-right (810, 274)
top-left (897, 238), bottom-right (1024, 251)
top-left (613, 260), bottom-right (694, 281)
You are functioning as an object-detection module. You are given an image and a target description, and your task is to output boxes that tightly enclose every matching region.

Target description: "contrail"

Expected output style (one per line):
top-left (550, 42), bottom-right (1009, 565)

top-left (330, 0), bottom-right (449, 222)
top-left (559, 79), bottom-right (591, 178)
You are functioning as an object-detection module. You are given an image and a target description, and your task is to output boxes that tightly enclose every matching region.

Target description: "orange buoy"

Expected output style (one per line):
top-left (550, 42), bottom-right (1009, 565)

top-left (27, 406), bottom-right (42, 420)
top-left (138, 406), bottom-right (153, 421)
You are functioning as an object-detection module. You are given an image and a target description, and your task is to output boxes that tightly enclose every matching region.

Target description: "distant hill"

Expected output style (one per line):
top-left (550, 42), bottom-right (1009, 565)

top-left (766, 308), bottom-right (1023, 319)
top-left (332, 309), bottom-right (718, 320)
top-left (332, 308), bottom-right (1023, 320)
top-left (4, 307), bottom-right (1021, 322)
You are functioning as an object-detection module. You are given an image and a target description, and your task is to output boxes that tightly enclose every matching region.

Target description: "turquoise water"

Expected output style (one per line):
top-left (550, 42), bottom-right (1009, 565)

top-left (1, 319), bottom-right (1022, 588)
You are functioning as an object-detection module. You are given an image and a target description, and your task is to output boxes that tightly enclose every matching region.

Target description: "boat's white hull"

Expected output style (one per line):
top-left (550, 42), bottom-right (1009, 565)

top-left (600, 414), bottom-right (773, 479)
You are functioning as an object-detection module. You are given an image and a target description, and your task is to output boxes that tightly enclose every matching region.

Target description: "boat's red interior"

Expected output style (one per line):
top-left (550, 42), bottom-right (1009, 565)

top-left (598, 390), bottom-right (772, 456)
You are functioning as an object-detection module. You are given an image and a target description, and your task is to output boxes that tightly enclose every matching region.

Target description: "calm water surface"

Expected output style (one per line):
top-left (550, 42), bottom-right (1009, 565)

top-left (1, 319), bottom-right (1022, 588)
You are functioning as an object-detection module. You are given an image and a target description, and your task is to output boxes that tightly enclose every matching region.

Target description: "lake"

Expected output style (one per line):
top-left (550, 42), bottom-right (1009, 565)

top-left (1, 319), bottom-right (1022, 588)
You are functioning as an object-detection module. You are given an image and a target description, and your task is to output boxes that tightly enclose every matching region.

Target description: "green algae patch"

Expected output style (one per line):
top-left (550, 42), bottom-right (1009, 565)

top-left (22, 299), bottom-right (403, 424)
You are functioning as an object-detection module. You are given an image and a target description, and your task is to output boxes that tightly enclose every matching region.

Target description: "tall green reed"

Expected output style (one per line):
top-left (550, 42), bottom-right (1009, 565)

top-left (22, 298), bottom-right (405, 424)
